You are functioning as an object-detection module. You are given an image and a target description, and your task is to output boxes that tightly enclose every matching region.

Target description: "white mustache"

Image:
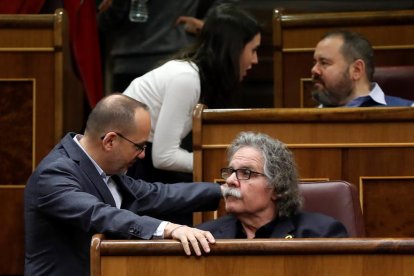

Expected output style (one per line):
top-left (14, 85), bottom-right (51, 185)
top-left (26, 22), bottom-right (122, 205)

top-left (222, 186), bottom-right (242, 199)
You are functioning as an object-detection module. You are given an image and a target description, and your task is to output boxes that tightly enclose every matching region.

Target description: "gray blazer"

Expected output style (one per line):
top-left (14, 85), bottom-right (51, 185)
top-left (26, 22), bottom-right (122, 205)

top-left (25, 133), bottom-right (221, 276)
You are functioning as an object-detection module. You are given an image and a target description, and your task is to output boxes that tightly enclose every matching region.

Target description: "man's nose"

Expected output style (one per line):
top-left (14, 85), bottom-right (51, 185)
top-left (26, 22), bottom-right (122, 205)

top-left (311, 63), bottom-right (320, 76)
top-left (226, 172), bottom-right (240, 186)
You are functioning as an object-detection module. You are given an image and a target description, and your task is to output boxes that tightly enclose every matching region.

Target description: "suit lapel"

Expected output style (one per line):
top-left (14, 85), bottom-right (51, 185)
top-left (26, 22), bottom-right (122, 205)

top-left (111, 175), bottom-right (135, 209)
top-left (62, 133), bottom-right (117, 207)
top-left (80, 155), bottom-right (117, 207)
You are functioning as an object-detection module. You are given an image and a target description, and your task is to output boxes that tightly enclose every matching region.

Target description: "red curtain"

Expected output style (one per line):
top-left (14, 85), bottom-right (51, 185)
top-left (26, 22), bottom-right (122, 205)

top-left (0, 0), bottom-right (45, 13)
top-left (63, 0), bottom-right (103, 107)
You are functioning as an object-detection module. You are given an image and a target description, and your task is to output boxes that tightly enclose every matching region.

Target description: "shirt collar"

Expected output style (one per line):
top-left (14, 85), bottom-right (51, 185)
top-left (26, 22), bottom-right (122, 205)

top-left (73, 134), bottom-right (109, 183)
top-left (367, 82), bottom-right (386, 105)
top-left (346, 82), bottom-right (386, 107)
top-left (319, 82), bottom-right (387, 107)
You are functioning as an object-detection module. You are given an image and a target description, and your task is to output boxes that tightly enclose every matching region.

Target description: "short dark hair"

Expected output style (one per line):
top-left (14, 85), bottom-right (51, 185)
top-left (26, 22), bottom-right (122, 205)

top-left (85, 93), bottom-right (148, 138)
top-left (176, 4), bottom-right (261, 108)
top-left (322, 30), bottom-right (375, 81)
top-left (226, 131), bottom-right (302, 218)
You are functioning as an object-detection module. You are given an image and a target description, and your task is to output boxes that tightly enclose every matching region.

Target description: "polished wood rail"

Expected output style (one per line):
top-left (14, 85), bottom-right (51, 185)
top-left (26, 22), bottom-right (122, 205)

top-left (91, 234), bottom-right (414, 276)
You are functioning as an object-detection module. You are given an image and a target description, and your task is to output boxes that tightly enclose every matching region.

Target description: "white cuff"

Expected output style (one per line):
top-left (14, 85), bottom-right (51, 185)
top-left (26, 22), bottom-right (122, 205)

top-left (153, 221), bottom-right (169, 239)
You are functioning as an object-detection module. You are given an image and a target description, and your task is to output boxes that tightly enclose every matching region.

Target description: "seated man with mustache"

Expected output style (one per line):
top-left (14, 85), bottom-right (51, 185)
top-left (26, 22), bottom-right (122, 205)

top-left (196, 131), bottom-right (348, 239)
top-left (311, 30), bottom-right (414, 107)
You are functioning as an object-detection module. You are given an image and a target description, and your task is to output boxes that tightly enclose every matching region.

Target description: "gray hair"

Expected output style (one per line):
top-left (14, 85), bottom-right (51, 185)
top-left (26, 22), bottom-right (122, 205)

top-left (226, 131), bottom-right (302, 218)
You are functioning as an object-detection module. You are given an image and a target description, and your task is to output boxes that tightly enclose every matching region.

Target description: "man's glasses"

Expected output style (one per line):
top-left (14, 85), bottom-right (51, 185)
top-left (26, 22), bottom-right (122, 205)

top-left (220, 167), bottom-right (267, 180)
top-left (101, 132), bottom-right (147, 154)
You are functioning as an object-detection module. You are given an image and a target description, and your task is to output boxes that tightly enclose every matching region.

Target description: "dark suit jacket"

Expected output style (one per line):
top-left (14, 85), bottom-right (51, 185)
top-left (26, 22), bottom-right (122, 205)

top-left (24, 133), bottom-right (222, 276)
top-left (356, 95), bottom-right (414, 107)
top-left (197, 212), bottom-right (348, 238)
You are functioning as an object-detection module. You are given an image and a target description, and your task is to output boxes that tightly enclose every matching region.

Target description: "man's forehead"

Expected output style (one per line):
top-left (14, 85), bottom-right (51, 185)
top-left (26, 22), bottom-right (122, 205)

top-left (317, 36), bottom-right (343, 52)
top-left (230, 147), bottom-right (263, 165)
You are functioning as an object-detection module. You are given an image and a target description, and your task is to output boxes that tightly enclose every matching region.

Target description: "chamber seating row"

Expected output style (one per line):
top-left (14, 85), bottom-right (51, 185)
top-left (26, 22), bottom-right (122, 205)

top-left (192, 104), bottom-right (414, 238)
top-left (273, 9), bottom-right (414, 107)
top-left (94, 8), bottom-right (414, 276)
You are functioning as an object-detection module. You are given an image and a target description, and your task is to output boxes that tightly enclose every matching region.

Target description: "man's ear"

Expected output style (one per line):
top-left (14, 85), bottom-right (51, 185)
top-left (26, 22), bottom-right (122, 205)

top-left (271, 189), bottom-right (278, 201)
top-left (351, 59), bottom-right (365, 80)
top-left (101, 132), bottom-right (116, 150)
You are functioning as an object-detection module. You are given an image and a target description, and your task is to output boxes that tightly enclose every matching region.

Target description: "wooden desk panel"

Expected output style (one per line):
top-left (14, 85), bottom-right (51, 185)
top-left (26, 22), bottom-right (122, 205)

top-left (360, 177), bottom-right (414, 237)
top-left (91, 234), bottom-right (414, 276)
top-left (0, 186), bottom-right (24, 275)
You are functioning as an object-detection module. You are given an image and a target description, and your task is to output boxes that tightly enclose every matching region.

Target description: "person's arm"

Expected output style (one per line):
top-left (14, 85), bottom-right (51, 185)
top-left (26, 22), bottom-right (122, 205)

top-left (163, 222), bottom-right (216, 256)
top-left (151, 70), bottom-right (200, 172)
top-left (122, 176), bottom-right (224, 255)
top-left (175, 16), bottom-right (204, 35)
top-left (122, 176), bottom-right (222, 215)
top-left (175, 0), bottom-right (240, 35)
top-left (98, 0), bottom-right (112, 12)
top-left (36, 163), bottom-right (221, 255)
top-left (36, 163), bottom-right (162, 240)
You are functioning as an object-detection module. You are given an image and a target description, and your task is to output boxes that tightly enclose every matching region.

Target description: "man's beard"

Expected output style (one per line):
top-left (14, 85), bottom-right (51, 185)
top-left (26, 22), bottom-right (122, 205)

top-left (311, 71), bottom-right (353, 107)
top-left (311, 88), bottom-right (341, 107)
top-left (222, 186), bottom-right (243, 199)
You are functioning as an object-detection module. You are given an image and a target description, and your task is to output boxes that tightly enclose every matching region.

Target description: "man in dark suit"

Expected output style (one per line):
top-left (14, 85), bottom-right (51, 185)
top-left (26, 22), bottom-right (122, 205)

top-left (24, 94), bottom-right (223, 276)
top-left (197, 131), bottom-right (348, 239)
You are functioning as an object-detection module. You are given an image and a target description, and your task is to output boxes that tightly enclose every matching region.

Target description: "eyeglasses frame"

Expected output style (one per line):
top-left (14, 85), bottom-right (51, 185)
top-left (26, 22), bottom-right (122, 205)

top-left (220, 167), bottom-right (267, 180)
top-left (101, 132), bottom-right (147, 154)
